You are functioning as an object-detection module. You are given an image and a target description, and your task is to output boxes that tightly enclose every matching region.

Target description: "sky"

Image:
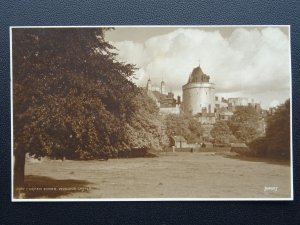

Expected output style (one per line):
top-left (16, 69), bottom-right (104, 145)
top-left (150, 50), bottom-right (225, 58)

top-left (105, 26), bottom-right (291, 109)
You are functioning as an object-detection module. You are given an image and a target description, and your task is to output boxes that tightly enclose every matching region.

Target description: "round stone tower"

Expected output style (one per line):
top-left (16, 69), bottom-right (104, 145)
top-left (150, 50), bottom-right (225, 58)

top-left (182, 65), bottom-right (215, 116)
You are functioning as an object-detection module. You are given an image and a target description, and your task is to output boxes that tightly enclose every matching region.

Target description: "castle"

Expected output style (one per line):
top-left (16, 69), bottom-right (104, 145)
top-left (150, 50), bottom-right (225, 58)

top-left (145, 65), bottom-right (264, 125)
top-left (182, 65), bottom-right (216, 124)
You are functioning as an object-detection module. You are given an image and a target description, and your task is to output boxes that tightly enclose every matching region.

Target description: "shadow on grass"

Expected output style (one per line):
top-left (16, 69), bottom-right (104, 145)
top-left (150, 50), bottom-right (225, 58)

top-left (14, 175), bottom-right (92, 199)
top-left (224, 154), bottom-right (290, 166)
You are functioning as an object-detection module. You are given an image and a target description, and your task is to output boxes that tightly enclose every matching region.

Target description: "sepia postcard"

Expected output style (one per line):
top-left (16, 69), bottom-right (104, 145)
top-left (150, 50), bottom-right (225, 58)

top-left (11, 25), bottom-right (293, 201)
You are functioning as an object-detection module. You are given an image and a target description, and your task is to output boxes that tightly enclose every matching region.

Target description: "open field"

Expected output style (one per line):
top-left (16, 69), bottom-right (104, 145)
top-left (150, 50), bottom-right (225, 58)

top-left (19, 152), bottom-right (291, 199)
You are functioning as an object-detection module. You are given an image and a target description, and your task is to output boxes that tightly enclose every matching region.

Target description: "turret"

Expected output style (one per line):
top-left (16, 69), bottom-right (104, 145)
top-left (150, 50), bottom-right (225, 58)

top-left (146, 78), bottom-right (152, 91)
top-left (177, 96), bottom-right (181, 105)
top-left (160, 80), bottom-right (165, 94)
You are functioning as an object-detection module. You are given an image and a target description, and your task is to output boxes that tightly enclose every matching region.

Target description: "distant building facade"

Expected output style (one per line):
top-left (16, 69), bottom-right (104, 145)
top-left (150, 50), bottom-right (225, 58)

top-left (146, 79), bottom-right (181, 114)
top-left (228, 97), bottom-right (249, 107)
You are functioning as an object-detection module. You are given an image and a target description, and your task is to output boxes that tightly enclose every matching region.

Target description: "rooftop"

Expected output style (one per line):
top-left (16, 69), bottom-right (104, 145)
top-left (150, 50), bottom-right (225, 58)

top-left (188, 65), bottom-right (210, 83)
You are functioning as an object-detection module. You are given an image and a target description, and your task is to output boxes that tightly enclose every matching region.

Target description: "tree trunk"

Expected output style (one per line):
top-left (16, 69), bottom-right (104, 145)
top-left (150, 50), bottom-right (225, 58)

top-left (14, 148), bottom-right (25, 188)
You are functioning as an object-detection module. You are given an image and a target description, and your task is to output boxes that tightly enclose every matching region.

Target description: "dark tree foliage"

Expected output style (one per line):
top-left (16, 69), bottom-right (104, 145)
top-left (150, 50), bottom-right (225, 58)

top-left (247, 137), bottom-right (267, 157)
top-left (13, 28), bottom-right (163, 187)
top-left (249, 99), bottom-right (290, 159)
top-left (124, 90), bottom-right (169, 150)
top-left (211, 121), bottom-right (237, 144)
top-left (164, 114), bottom-right (202, 144)
top-left (227, 106), bottom-right (262, 143)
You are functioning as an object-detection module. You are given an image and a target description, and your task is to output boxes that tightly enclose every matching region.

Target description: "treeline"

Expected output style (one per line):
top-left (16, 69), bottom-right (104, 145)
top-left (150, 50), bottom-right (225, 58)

top-left (165, 102), bottom-right (291, 160)
top-left (13, 28), bottom-right (167, 186)
top-left (248, 99), bottom-right (290, 159)
top-left (210, 101), bottom-right (290, 160)
top-left (211, 106), bottom-right (264, 144)
top-left (163, 106), bottom-right (264, 145)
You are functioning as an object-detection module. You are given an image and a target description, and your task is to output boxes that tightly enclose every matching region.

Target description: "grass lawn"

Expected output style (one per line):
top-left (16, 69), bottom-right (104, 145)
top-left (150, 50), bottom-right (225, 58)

top-left (17, 152), bottom-right (291, 199)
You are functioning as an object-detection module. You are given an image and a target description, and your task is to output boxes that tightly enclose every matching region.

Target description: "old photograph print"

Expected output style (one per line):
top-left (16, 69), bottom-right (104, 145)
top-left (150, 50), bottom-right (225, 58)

top-left (12, 26), bottom-right (292, 200)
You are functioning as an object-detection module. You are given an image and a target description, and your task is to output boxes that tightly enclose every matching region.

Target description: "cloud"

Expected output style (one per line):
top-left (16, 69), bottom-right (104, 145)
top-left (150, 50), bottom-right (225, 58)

top-left (111, 27), bottom-right (290, 108)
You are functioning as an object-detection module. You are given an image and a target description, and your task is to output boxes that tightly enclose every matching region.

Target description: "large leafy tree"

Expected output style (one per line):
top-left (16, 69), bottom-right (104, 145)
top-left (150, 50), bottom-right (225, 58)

top-left (265, 99), bottom-right (290, 158)
top-left (125, 91), bottom-right (169, 150)
top-left (249, 99), bottom-right (290, 159)
top-left (164, 114), bottom-right (202, 144)
top-left (227, 106), bottom-right (263, 143)
top-left (211, 121), bottom-right (237, 144)
top-left (13, 28), bottom-right (161, 188)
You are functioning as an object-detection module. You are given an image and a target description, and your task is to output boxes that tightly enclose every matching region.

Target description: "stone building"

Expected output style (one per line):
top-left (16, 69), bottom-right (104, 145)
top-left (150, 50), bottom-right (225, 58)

top-left (146, 79), bottom-right (181, 114)
top-left (228, 97), bottom-right (249, 107)
top-left (145, 64), bottom-right (263, 127)
top-left (182, 65), bottom-right (215, 116)
top-left (182, 65), bottom-right (216, 126)
top-left (169, 135), bottom-right (187, 148)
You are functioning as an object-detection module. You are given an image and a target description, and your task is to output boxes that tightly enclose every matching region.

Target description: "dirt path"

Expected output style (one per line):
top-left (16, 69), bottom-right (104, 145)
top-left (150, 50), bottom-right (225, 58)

top-left (23, 152), bottom-right (291, 199)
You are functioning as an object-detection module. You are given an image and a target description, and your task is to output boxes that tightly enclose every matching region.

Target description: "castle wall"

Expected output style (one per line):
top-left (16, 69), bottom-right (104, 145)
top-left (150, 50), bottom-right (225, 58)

top-left (182, 82), bottom-right (215, 116)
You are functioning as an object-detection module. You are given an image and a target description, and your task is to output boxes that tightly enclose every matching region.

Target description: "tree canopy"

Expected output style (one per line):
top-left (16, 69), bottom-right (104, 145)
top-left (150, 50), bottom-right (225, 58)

top-left (227, 106), bottom-right (263, 143)
top-left (164, 114), bottom-right (203, 144)
top-left (249, 99), bottom-right (290, 159)
top-left (13, 28), bottom-right (165, 162)
top-left (210, 120), bottom-right (237, 144)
